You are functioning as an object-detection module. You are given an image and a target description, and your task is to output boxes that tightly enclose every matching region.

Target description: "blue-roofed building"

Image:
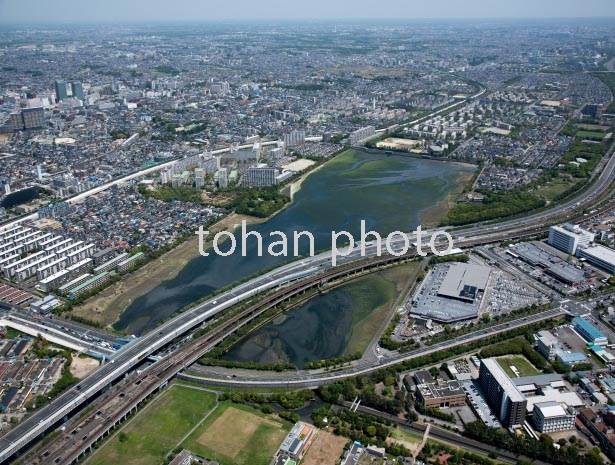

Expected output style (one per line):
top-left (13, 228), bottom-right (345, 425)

top-left (591, 345), bottom-right (615, 364)
top-left (556, 351), bottom-right (587, 365)
top-left (536, 329), bottom-right (588, 365)
top-left (573, 317), bottom-right (608, 346)
top-left (601, 377), bottom-right (615, 393)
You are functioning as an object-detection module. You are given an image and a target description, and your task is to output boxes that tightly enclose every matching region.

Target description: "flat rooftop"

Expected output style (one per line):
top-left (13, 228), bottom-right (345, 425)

top-left (578, 243), bottom-right (615, 265)
top-left (572, 316), bottom-right (606, 341)
top-left (482, 358), bottom-right (525, 403)
top-left (410, 264), bottom-right (481, 322)
top-left (535, 401), bottom-right (568, 418)
top-left (417, 380), bottom-right (465, 400)
top-left (437, 262), bottom-right (491, 302)
top-left (524, 387), bottom-right (583, 413)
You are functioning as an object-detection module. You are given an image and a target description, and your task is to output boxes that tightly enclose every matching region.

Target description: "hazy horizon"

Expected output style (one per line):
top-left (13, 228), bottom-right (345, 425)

top-left (1, 0), bottom-right (614, 24)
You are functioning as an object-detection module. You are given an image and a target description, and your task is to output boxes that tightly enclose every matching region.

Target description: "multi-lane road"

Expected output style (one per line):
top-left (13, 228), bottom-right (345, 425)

top-left (1, 86), bottom-right (614, 463)
top-left (0, 220), bottom-right (583, 462)
top-left (0, 310), bottom-right (119, 356)
top-left (183, 307), bottom-right (564, 389)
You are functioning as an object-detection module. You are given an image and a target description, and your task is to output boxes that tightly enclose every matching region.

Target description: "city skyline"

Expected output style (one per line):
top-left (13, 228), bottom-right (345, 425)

top-left (1, 8), bottom-right (615, 465)
top-left (1, 0), bottom-right (615, 23)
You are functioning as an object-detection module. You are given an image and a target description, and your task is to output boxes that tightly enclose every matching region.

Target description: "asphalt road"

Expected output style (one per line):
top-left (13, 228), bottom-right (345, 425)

top-left (0, 87), bottom-right (613, 462)
top-left (183, 307), bottom-right (564, 388)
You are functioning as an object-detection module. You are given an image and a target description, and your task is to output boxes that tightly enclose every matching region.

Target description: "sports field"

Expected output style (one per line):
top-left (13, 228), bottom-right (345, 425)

top-left (182, 401), bottom-right (291, 465)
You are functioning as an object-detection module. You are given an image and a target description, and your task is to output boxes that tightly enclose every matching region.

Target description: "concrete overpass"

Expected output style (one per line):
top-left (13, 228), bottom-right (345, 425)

top-left (0, 82), bottom-right (612, 463)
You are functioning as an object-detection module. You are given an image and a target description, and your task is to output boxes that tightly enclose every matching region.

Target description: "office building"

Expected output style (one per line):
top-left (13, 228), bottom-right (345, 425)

top-left (577, 243), bottom-right (615, 274)
top-left (21, 107), bottom-right (45, 129)
top-left (572, 316), bottom-right (608, 346)
top-left (535, 330), bottom-right (587, 364)
top-left (30, 295), bottom-right (62, 314)
top-left (548, 224), bottom-right (594, 255)
top-left (536, 330), bottom-right (559, 360)
top-left (9, 108), bottom-right (45, 131)
top-left (533, 401), bottom-right (576, 433)
top-left (54, 80), bottom-right (69, 102)
top-left (479, 358), bottom-right (527, 427)
top-left (410, 373), bottom-right (467, 408)
top-left (71, 82), bottom-right (84, 100)
top-left (9, 112), bottom-right (22, 131)
top-left (581, 103), bottom-right (604, 119)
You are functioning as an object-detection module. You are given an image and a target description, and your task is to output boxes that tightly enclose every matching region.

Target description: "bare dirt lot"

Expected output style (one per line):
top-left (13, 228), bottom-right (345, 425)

top-left (196, 406), bottom-right (286, 464)
top-left (70, 355), bottom-right (99, 378)
top-left (302, 430), bottom-right (348, 465)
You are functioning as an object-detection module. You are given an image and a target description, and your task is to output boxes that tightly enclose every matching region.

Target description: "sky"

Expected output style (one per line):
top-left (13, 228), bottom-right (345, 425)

top-left (0, 0), bottom-right (614, 23)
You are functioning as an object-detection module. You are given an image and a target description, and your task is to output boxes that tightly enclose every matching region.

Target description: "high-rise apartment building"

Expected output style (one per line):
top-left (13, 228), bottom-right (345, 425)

top-left (479, 358), bottom-right (527, 428)
top-left (54, 80), bottom-right (69, 102)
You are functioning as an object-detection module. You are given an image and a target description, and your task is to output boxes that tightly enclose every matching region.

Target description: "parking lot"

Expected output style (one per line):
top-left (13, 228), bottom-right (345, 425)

top-left (462, 380), bottom-right (501, 428)
top-left (408, 264), bottom-right (480, 323)
top-left (554, 325), bottom-right (602, 369)
top-left (481, 268), bottom-right (545, 315)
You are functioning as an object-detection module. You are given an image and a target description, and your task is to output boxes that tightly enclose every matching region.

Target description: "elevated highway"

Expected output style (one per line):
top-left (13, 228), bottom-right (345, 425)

top-left (31, 305), bottom-right (561, 464)
top-left (1, 85), bottom-right (614, 463)
top-left (0, 220), bottom-right (567, 463)
top-left (180, 307), bottom-right (564, 389)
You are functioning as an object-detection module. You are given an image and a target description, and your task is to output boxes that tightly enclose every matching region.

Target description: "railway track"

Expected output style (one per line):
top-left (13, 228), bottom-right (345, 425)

top-left (341, 402), bottom-right (545, 465)
top-left (19, 179), bottom-right (615, 464)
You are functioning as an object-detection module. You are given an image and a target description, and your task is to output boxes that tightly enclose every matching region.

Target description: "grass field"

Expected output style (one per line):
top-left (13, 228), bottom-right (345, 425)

top-left (390, 427), bottom-right (424, 443)
top-left (578, 124), bottom-right (609, 131)
top-left (576, 130), bottom-right (605, 140)
top-left (182, 401), bottom-right (291, 465)
top-left (535, 177), bottom-right (581, 202)
top-left (388, 427), bottom-right (424, 454)
top-left (344, 262), bottom-right (420, 355)
top-left (87, 385), bottom-right (217, 465)
top-left (496, 355), bottom-right (540, 378)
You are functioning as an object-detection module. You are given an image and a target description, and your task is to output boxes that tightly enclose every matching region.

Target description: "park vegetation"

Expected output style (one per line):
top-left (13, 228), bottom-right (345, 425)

top-left (464, 421), bottom-right (604, 465)
top-left (303, 352), bottom-right (363, 370)
top-left (220, 389), bottom-right (314, 410)
top-left (443, 119), bottom-right (613, 226)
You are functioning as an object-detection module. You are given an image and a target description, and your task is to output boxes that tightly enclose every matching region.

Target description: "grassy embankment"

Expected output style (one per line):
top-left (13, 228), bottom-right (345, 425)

top-left (342, 261), bottom-right (420, 356)
top-left (87, 384), bottom-right (217, 465)
top-left (69, 213), bottom-right (265, 328)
